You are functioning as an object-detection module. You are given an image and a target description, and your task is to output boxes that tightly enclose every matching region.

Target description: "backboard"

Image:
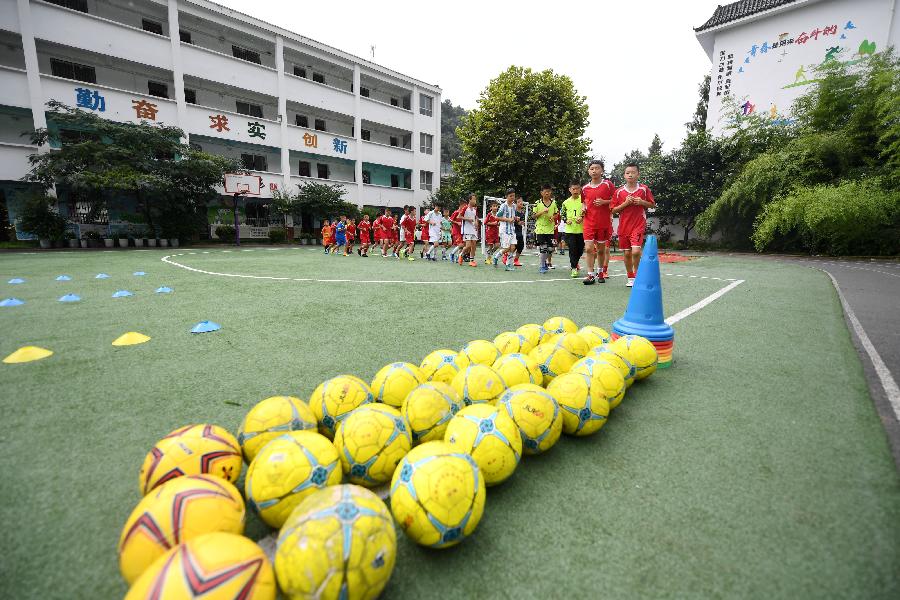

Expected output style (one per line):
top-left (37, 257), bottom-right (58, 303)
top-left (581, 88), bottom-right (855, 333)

top-left (224, 174), bottom-right (263, 195)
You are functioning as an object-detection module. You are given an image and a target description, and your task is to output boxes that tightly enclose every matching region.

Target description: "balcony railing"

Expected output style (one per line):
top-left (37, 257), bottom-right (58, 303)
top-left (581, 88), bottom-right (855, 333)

top-left (180, 43), bottom-right (277, 94)
top-left (0, 66), bottom-right (31, 109)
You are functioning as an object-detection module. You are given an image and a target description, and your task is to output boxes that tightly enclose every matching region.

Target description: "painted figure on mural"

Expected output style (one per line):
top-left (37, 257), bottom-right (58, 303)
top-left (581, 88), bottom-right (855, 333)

top-left (794, 65), bottom-right (808, 83)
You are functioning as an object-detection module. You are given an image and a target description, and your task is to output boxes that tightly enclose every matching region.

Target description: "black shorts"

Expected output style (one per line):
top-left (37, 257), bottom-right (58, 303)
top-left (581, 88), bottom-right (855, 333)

top-left (536, 234), bottom-right (555, 248)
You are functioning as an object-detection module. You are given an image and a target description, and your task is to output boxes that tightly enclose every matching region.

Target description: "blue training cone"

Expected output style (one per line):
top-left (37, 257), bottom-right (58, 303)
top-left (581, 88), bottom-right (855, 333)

top-left (58, 293), bottom-right (81, 303)
top-left (112, 290), bottom-right (133, 298)
top-left (8, 278), bottom-right (25, 284)
top-left (612, 235), bottom-right (674, 342)
top-left (95, 273), bottom-right (111, 279)
top-left (191, 320), bottom-right (221, 334)
top-left (56, 275), bottom-right (72, 281)
top-left (1, 298), bottom-right (25, 307)
top-left (133, 271), bottom-right (147, 276)
top-left (155, 286), bottom-right (173, 294)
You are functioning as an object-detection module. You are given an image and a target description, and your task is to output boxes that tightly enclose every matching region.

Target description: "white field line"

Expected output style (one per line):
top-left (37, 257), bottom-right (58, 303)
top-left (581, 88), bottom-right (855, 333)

top-left (823, 270), bottom-right (900, 420)
top-left (664, 280), bottom-right (745, 326)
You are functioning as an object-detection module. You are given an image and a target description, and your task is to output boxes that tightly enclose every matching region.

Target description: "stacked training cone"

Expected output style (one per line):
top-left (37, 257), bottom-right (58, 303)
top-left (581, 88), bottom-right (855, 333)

top-left (611, 235), bottom-right (675, 367)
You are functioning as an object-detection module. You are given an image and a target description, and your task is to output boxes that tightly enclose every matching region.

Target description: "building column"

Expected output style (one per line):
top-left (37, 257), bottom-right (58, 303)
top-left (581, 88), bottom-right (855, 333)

top-left (434, 92), bottom-right (442, 193)
top-left (411, 85), bottom-right (421, 208)
top-left (275, 35), bottom-right (291, 192)
top-left (17, 0), bottom-right (47, 152)
top-left (167, 0), bottom-right (188, 143)
top-left (353, 65), bottom-right (363, 207)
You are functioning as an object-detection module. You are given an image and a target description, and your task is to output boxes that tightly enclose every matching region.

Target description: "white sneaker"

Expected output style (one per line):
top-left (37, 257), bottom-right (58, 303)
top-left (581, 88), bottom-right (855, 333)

top-left (626, 277), bottom-right (635, 287)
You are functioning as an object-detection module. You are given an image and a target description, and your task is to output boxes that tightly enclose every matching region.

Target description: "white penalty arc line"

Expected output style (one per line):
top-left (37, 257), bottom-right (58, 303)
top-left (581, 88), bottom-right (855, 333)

top-left (823, 270), bottom-right (900, 421)
top-left (664, 279), bottom-right (745, 325)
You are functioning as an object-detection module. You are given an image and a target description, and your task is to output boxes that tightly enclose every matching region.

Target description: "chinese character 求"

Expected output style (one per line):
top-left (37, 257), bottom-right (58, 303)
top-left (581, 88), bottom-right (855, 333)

top-left (209, 114), bottom-right (230, 132)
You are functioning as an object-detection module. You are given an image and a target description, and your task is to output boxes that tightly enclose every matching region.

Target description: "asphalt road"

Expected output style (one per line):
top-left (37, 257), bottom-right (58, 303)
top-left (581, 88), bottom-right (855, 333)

top-left (782, 257), bottom-right (900, 469)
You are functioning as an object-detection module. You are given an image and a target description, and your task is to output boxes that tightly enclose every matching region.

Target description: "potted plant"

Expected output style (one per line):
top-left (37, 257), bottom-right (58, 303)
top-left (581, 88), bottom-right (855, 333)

top-left (103, 230), bottom-right (114, 248)
top-left (80, 236), bottom-right (88, 248)
top-left (65, 230), bottom-right (78, 248)
top-left (146, 235), bottom-right (157, 247)
top-left (118, 231), bottom-right (129, 248)
top-left (268, 228), bottom-right (286, 245)
top-left (170, 237), bottom-right (180, 248)
top-left (84, 230), bottom-right (102, 247)
top-left (17, 192), bottom-right (67, 249)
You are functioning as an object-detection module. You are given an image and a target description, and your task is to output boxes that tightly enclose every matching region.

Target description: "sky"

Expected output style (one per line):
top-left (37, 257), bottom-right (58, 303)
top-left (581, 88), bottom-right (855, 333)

top-left (213, 0), bottom-right (724, 165)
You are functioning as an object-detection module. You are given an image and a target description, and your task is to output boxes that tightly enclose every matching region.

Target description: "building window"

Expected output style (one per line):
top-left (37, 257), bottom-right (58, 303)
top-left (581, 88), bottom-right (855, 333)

top-left (189, 142), bottom-right (202, 152)
top-left (390, 136), bottom-right (399, 147)
top-left (361, 129), bottom-right (370, 141)
top-left (232, 45), bottom-right (261, 65)
top-left (404, 172), bottom-right (411, 188)
top-left (317, 164), bottom-right (330, 179)
top-left (147, 81), bottom-right (168, 99)
top-left (420, 170), bottom-right (433, 191)
top-left (295, 115), bottom-right (308, 128)
top-left (50, 59), bottom-right (96, 84)
top-left (314, 119), bottom-right (326, 132)
top-left (402, 96), bottom-right (411, 110)
top-left (298, 161), bottom-right (311, 177)
top-left (360, 87), bottom-right (370, 97)
top-left (312, 72), bottom-right (325, 84)
top-left (420, 133), bottom-right (433, 154)
top-left (179, 30), bottom-right (192, 44)
top-left (402, 134), bottom-right (411, 149)
top-left (420, 94), bottom-right (433, 116)
top-left (236, 101), bottom-right (263, 118)
top-left (390, 97), bottom-right (399, 107)
top-left (184, 89), bottom-right (197, 104)
top-left (240, 153), bottom-right (267, 172)
top-left (390, 174), bottom-right (399, 188)
top-left (293, 66), bottom-right (306, 78)
top-left (362, 170), bottom-right (371, 184)
top-left (46, 0), bottom-right (88, 13)
top-left (142, 19), bottom-right (164, 35)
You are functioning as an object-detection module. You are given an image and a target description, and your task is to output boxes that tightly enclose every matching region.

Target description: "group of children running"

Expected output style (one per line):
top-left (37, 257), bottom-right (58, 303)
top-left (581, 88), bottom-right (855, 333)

top-left (319, 160), bottom-right (655, 287)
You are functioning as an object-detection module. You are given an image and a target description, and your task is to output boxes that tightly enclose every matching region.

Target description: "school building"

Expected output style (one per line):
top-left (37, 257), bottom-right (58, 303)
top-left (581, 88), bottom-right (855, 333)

top-left (0, 0), bottom-right (442, 239)
top-left (695, 0), bottom-right (900, 136)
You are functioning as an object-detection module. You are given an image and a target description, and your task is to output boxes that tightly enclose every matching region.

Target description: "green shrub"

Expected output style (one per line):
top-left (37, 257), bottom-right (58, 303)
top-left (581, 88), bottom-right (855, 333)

top-left (215, 225), bottom-right (236, 243)
top-left (17, 193), bottom-right (67, 241)
top-left (752, 179), bottom-right (900, 255)
top-left (268, 228), bottom-right (286, 244)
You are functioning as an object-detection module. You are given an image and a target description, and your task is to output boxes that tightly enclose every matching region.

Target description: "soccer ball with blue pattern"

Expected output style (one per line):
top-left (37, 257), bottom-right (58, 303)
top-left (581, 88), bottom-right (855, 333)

top-left (237, 395), bottom-right (318, 463)
top-left (390, 441), bottom-right (486, 549)
top-left (401, 383), bottom-right (464, 444)
top-left (419, 349), bottom-right (466, 384)
top-left (444, 403), bottom-right (522, 486)
top-left (499, 384), bottom-right (563, 455)
top-left (547, 373), bottom-right (610, 436)
top-left (370, 362), bottom-right (425, 407)
top-left (309, 375), bottom-right (374, 439)
top-left (334, 404), bottom-right (412, 487)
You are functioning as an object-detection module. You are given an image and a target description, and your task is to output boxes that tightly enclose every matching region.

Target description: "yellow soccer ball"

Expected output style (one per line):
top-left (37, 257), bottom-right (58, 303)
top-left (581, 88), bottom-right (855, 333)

top-left (420, 349), bottom-right (467, 384)
top-left (550, 332), bottom-right (591, 358)
top-left (493, 331), bottom-right (534, 355)
top-left (238, 396), bottom-right (318, 463)
top-left (401, 383), bottom-right (464, 443)
top-left (118, 474), bottom-right (245, 585)
top-left (577, 325), bottom-right (611, 349)
top-left (276, 484), bottom-right (396, 600)
top-left (543, 316), bottom-right (578, 335)
top-left (610, 335), bottom-right (659, 380)
top-left (309, 375), bottom-right (374, 438)
top-left (516, 323), bottom-right (549, 347)
top-left (459, 339), bottom-right (502, 367)
top-left (498, 384), bottom-right (563, 455)
top-left (590, 344), bottom-right (637, 388)
top-left (547, 373), bottom-right (610, 436)
top-left (125, 532), bottom-right (276, 600)
top-left (528, 344), bottom-right (577, 386)
top-left (333, 405), bottom-right (411, 486)
top-left (390, 441), bottom-right (486, 548)
top-left (570, 356), bottom-right (627, 409)
top-left (139, 424), bottom-right (242, 495)
top-left (450, 364), bottom-right (507, 405)
top-left (244, 431), bottom-right (341, 528)
top-left (370, 362), bottom-right (425, 407)
top-left (444, 403), bottom-right (522, 486)
top-left (492, 353), bottom-right (543, 387)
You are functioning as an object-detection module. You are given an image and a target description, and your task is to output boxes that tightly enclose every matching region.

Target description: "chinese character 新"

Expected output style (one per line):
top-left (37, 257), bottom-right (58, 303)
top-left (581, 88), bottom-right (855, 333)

top-left (209, 114), bottom-right (230, 132)
top-left (303, 132), bottom-right (318, 148)
top-left (332, 138), bottom-right (348, 154)
top-left (131, 99), bottom-right (158, 120)
top-left (75, 88), bottom-right (105, 112)
top-left (248, 121), bottom-right (266, 139)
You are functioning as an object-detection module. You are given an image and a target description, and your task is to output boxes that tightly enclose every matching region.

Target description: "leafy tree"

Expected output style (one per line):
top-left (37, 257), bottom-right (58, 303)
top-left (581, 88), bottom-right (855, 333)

top-left (271, 181), bottom-right (357, 232)
top-left (611, 148), bottom-right (648, 186)
top-left (440, 100), bottom-right (467, 168)
top-left (686, 75), bottom-right (710, 134)
top-left (648, 134), bottom-right (664, 158)
top-left (17, 191), bottom-right (67, 241)
top-left (428, 172), bottom-right (465, 209)
top-left (454, 66), bottom-right (591, 199)
top-left (25, 101), bottom-right (241, 238)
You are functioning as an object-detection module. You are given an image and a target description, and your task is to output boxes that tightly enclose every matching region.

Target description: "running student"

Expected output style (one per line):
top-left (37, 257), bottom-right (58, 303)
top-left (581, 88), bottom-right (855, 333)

top-left (560, 181), bottom-right (585, 278)
top-left (357, 214), bottom-right (371, 256)
top-left (377, 209), bottom-right (394, 257)
top-left (321, 219), bottom-right (334, 254)
top-left (440, 208), bottom-right (452, 260)
top-left (448, 199), bottom-right (466, 263)
top-left (581, 159), bottom-right (616, 285)
top-left (401, 206), bottom-right (416, 260)
top-left (492, 189), bottom-right (518, 271)
top-left (345, 218), bottom-right (356, 256)
top-left (513, 196), bottom-right (526, 267)
top-left (533, 184), bottom-right (558, 274)
top-left (418, 210), bottom-right (429, 258)
top-left (460, 193), bottom-right (479, 267)
top-left (611, 162), bottom-right (655, 287)
top-left (483, 202), bottom-right (500, 264)
top-left (424, 204), bottom-right (443, 261)
top-left (333, 215), bottom-right (347, 255)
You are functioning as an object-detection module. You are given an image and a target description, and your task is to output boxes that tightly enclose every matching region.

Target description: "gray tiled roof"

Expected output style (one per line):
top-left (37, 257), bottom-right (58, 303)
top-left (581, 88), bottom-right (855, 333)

top-left (695, 0), bottom-right (801, 31)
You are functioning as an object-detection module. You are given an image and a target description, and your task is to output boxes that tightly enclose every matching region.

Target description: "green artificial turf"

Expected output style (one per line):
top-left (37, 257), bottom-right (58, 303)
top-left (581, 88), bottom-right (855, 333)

top-left (0, 247), bottom-right (898, 599)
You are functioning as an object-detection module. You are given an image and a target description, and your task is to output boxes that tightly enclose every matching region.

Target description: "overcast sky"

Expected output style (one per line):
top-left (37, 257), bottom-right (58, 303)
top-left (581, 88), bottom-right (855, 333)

top-left (214, 0), bottom-right (722, 165)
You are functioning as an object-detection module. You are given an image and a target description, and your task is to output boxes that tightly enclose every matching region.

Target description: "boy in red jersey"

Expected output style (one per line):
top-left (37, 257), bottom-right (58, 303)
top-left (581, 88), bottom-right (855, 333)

top-left (344, 218), bottom-right (356, 256)
top-left (611, 162), bottom-right (655, 287)
top-left (581, 159), bottom-right (616, 285)
top-left (483, 201), bottom-right (500, 264)
top-left (357, 214), bottom-right (371, 256)
top-left (402, 206), bottom-right (417, 260)
top-left (378, 208), bottom-right (394, 257)
top-left (448, 199), bottom-right (466, 263)
top-left (418, 209), bottom-right (429, 258)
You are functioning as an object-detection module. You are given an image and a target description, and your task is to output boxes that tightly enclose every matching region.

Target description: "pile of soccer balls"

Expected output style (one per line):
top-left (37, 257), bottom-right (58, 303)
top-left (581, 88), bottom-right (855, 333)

top-left (117, 317), bottom-right (659, 599)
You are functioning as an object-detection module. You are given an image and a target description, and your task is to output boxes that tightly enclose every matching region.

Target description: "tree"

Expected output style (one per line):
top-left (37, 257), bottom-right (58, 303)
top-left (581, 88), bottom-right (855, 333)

top-left (428, 172), bottom-right (464, 209)
top-left (648, 134), bottom-right (664, 158)
top-left (611, 148), bottom-right (648, 186)
top-left (686, 75), bottom-right (710, 134)
top-left (272, 181), bottom-right (356, 232)
top-left (25, 101), bottom-right (241, 238)
top-left (453, 66), bottom-right (591, 198)
top-left (440, 100), bottom-right (467, 168)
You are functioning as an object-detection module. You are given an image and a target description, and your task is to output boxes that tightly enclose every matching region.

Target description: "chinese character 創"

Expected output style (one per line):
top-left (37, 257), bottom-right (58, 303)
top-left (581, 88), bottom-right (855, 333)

top-left (303, 132), bottom-right (318, 148)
